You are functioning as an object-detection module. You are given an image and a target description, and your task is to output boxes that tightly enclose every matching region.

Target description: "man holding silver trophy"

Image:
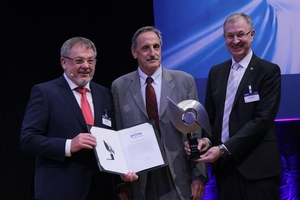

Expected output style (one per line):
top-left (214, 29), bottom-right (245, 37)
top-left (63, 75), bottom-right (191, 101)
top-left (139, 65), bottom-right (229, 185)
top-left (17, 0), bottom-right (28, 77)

top-left (112, 26), bottom-right (211, 200)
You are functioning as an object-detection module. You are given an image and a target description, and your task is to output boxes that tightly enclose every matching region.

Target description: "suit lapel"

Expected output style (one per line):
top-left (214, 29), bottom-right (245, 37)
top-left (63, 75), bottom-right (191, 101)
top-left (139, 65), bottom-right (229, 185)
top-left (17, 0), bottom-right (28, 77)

top-left (56, 76), bottom-right (87, 128)
top-left (218, 61), bottom-right (232, 114)
top-left (90, 82), bottom-right (103, 127)
top-left (160, 68), bottom-right (175, 118)
top-left (128, 70), bottom-right (148, 117)
top-left (126, 68), bottom-right (176, 119)
top-left (233, 55), bottom-right (258, 107)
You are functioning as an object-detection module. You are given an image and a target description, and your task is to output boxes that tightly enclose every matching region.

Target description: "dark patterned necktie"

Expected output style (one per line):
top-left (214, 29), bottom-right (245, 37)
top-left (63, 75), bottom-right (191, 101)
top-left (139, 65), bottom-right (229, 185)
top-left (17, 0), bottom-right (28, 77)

top-left (76, 87), bottom-right (94, 125)
top-left (146, 77), bottom-right (160, 132)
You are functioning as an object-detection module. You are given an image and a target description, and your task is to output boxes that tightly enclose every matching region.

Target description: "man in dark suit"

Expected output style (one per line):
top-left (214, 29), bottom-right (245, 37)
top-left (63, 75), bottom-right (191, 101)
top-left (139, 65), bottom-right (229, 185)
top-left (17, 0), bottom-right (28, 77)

top-left (193, 13), bottom-right (282, 199)
top-left (111, 26), bottom-right (210, 200)
top-left (20, 37), bottom-right (118, 200)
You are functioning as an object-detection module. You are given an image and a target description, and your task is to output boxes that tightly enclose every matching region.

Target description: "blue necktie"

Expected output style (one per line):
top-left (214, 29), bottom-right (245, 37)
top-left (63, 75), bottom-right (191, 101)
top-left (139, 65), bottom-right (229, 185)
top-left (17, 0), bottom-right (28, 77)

top-left (221, 63), bottom-right (240, 142)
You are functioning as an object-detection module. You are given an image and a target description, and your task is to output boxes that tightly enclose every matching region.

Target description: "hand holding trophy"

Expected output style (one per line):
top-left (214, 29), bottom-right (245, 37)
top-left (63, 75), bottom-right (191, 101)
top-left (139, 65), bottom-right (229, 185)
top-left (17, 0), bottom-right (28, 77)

top-left (167, 97), bottom-right (211, 160)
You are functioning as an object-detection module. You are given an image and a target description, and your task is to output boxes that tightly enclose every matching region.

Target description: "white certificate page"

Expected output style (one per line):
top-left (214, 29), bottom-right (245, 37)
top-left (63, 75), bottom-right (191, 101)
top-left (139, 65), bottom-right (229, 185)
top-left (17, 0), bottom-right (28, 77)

top-left (90, 123), bottom-right (165, 174)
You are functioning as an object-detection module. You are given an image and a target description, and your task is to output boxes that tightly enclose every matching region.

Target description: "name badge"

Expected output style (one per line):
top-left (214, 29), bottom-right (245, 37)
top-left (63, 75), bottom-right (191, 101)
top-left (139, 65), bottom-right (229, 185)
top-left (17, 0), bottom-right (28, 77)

top-left (244, 92), bottom-right (260, 103)
top-left (102, 110), bottom-right (112, 127)
top-left (102, 117), bottom-right (112, 127)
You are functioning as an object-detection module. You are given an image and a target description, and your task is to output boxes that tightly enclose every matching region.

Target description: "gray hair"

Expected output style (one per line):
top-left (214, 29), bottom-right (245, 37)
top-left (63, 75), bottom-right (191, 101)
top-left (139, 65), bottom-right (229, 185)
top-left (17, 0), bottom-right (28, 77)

top-left (223, 13), bottom-right (253, 33)
top-left (131, 26), bottom-right (162, 48)
top-left (60, 37), bottom-right (97, 58)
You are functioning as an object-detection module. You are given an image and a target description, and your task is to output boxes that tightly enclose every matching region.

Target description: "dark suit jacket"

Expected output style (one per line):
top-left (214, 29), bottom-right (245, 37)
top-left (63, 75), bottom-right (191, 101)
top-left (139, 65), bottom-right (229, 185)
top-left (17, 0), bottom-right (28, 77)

top-left (111, 67), bottom-right (207, 200)
top-left (205, 53), bottom-right (282, 180)
top-left (20, 76), bottom-right (117, 200)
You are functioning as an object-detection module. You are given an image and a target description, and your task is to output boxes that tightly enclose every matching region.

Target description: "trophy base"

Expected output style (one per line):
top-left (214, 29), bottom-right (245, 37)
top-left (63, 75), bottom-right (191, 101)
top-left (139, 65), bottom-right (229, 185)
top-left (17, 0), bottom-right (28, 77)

top-left (188, 134), bottom-right (205, 160)
top-left (189, 152), bottom-right (201, 160)
top-left (189, 150), bottom-right (206, 160)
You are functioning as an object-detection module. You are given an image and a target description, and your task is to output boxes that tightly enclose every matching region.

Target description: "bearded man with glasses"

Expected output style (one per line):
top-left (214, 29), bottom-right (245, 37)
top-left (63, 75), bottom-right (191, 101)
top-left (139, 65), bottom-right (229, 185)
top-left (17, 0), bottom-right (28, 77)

top-left (20, 37), bottom-right (119, 200)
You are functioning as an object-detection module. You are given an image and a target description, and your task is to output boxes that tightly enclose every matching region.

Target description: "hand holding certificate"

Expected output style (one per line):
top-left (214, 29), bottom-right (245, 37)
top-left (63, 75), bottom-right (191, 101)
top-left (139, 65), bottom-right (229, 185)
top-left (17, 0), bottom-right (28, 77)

top-left (90, 122), bottom-right (167, 175)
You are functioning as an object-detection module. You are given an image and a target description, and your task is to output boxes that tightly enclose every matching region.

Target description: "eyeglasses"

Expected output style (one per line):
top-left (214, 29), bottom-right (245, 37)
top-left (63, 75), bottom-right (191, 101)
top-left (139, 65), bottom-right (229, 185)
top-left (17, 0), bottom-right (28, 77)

top-left (225, 30), bottom-right (252, 40)
top-left (63, 56), bottom-right (96, 65)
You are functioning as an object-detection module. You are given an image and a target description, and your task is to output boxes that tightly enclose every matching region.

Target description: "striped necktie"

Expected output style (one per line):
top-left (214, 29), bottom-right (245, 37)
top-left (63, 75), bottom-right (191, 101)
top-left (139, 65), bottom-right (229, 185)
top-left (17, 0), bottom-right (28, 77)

top-left (221, 63), bottom-right (240, 143)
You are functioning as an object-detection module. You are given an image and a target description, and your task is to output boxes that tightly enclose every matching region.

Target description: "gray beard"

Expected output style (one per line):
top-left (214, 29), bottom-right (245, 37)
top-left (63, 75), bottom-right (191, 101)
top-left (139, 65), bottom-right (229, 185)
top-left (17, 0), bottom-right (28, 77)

top-left (75, 75), bottom-right (93, 86)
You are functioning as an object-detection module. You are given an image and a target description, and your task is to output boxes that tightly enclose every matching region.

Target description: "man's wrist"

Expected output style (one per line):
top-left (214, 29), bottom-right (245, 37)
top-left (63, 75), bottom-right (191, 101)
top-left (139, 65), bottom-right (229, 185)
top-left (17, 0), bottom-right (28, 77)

top-left (202, 137), bottom-right (211, 148)
top-left (191, 174), bottom-right (208, 185)
top-left (218, 144), bottom-right (231, 157)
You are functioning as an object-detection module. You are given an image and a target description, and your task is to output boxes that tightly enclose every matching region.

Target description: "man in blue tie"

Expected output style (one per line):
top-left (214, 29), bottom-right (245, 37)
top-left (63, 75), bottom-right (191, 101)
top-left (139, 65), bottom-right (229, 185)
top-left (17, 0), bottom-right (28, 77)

top-left (189, 13), bottom-right (282, 200)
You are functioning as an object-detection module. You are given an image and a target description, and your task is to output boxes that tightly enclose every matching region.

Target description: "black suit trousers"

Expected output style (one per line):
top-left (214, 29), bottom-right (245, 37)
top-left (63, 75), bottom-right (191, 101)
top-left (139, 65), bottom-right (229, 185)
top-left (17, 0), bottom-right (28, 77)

top-left (215, 156), bottom-right (280, 200)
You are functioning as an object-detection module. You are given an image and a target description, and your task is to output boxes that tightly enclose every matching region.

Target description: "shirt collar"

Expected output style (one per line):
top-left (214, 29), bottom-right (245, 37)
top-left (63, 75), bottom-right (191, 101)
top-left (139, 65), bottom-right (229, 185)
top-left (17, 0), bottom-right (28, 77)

top-left (232, 50), bottom-right (253, 69)
top-left (138, 65), bottom-right (162, 85)
top-left (63, 73), bottom-right (91, 91)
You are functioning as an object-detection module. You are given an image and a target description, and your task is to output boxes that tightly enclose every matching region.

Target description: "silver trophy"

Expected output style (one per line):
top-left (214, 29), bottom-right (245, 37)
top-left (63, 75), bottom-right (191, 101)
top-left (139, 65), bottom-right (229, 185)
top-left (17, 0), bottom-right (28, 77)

top-left (167, 97), bottom-right (211, 160)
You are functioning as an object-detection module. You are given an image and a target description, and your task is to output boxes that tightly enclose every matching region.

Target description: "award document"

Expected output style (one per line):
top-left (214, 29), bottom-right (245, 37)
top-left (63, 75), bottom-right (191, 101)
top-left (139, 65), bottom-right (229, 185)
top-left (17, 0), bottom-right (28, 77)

top-left (90, 122), bottom-right (167, 175)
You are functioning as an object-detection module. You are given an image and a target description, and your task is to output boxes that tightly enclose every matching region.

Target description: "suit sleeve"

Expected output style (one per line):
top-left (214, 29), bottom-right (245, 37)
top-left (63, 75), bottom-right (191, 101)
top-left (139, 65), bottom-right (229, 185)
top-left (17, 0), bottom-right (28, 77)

top-left (20, 85), bottom-right (66, 161)
top-left (187, 75), bottom-right (208, 183)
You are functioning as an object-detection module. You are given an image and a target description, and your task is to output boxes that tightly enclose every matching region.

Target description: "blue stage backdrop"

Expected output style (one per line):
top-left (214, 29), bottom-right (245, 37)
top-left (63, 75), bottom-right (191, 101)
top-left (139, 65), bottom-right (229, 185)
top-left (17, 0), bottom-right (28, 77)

top-left (153, 1), bottom-right (300, 199)
top-left (153, 0), bottom-right (300, 120)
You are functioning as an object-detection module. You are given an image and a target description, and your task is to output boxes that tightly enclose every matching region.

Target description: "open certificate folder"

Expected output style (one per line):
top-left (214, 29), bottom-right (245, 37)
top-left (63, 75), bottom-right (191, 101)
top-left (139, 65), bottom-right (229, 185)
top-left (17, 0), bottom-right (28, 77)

top-left (90, 122), bottom-right (167, 175)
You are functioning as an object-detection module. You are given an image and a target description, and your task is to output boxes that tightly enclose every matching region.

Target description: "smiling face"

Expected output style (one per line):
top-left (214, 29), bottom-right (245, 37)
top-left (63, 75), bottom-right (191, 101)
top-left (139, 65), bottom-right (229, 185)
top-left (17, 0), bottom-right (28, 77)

top-left (131, 31), bottom-right (161, 76)
top-left (223, 16), bottom-right (255, 62)
top-left (60, 43), bottom-right (96, 87)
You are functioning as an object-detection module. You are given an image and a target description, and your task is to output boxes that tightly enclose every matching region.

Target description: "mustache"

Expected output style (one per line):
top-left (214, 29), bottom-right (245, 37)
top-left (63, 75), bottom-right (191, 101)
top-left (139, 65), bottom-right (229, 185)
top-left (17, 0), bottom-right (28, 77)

top-left (78, 69), bottom-right (91, 74)
top-left (146, 56), bottom-right (159, 61)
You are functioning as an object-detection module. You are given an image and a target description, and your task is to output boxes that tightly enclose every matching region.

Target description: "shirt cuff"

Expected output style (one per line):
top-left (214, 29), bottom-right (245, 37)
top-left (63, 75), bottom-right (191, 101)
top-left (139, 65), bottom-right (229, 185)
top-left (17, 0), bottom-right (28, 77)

top-left (202, 137), bottom-right (211, 148)
top-left (65, 139), bottom-right (72, 157)
top-left (218, 144), bottom-right (231, 156)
